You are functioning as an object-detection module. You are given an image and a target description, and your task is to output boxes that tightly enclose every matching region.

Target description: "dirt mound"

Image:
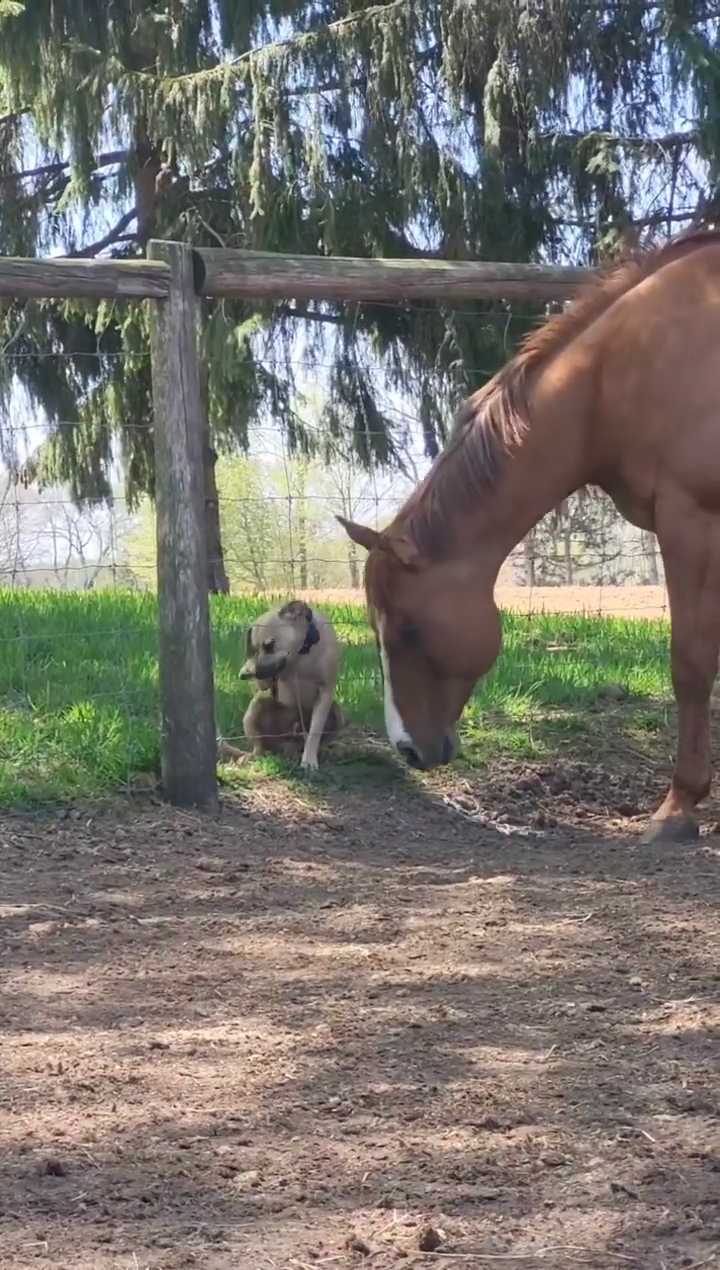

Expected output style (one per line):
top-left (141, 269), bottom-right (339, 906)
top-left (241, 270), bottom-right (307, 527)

top-left (444, 758), bottom-right (664, 835)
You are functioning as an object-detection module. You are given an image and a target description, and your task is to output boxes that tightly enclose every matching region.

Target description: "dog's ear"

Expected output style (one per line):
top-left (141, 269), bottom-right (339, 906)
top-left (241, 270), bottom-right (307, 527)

top-left (244, 626), bottom-right (254, 657)
top-left (279, 599), bottom-right (311, 624)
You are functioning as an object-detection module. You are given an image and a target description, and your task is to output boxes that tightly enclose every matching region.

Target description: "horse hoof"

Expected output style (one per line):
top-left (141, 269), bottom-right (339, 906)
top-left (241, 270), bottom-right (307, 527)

top-left (640, 815), bottom-right (699, 845)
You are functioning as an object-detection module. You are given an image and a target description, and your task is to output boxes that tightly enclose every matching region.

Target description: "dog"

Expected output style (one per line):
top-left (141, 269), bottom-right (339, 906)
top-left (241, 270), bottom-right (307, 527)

top-left (242, 691), bottom-right (343, 761)
top-left (220, 600), bottom-right (343, 770)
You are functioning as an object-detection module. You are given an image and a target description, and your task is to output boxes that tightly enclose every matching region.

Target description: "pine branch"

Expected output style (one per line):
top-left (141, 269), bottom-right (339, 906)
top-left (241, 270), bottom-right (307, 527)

top-left (0, 109), bottom-right (29, 129)
top-left (283, 46), bottom-right (437, 99)
top-left (636, 209), bottom-right (698, 229)
top-left (67, 208), bottom-right (138, 258)
top-left (104, 0), bottom-right (411, 90)
top-left (276, 304), bottom-right (345, 327)
top-left (542, 130), bottom-right (699, 151)
top-left (2, 150), bottom-right (128, 185)
top-left (562, 209), bottom-right (699, 231)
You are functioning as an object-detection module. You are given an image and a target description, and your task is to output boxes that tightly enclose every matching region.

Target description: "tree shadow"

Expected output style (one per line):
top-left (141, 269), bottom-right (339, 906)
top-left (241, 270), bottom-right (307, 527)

top-left (0, 780), bottom-right (718, 1267)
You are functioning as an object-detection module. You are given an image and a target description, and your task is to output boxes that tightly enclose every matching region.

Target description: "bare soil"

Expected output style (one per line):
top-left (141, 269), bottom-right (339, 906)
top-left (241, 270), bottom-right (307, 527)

top-left (1, 758), bottom-right (718, 1270)
top-left (281, 586), bottom-right (671, 620)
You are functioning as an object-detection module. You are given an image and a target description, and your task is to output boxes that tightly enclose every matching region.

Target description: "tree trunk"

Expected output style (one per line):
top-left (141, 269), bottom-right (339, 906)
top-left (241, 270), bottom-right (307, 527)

top-left (296, 468), bottom-right (308, 589)
top-left (137, 112), bottom-right (218, 608)
top-left (348, 541), bottom-right (360, 588)
top-left (198, 364), bottom-right (230, 595)
top-left (133, 120), bottom-right (161, 245)
top-left (642, 530), bottom-right (660, 585)
top-left (203, 439), bottom-right (230, 594)
top-left (298, 517), bottom-right (308, 588)
top-left (523, 533), bottom-right (536, 587)
top-left (137, 115), bottom-right (223, 597)
top-left (563, 529), bottom-right (574, 585)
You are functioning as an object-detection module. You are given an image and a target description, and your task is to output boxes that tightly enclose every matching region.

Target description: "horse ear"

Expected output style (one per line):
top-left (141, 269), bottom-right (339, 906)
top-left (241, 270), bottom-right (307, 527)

top-left (336, 516), bottom-right (381, 552)
top-left (336, 516), bottom-right (420, 568)
top-left (384, 531), bottom-right (420, 568)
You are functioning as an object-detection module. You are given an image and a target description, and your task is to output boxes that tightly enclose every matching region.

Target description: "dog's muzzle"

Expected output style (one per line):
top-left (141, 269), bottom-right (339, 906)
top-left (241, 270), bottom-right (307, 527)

top-left (240, 652), bottom-right (289, 681)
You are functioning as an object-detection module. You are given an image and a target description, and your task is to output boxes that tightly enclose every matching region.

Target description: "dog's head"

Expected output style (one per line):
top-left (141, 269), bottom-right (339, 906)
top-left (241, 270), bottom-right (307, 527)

top-left (240, 600), bottom-right (319, 682)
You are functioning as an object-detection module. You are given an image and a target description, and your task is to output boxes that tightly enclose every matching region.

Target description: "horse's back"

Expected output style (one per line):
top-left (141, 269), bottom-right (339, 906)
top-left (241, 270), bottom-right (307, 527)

top-left (593, 243), bottom-right (720, 510)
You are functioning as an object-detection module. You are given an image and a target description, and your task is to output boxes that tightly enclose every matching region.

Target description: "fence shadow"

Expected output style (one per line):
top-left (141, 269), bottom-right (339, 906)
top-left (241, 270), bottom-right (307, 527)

top-left (1, 777), bottom-right (718, 1267)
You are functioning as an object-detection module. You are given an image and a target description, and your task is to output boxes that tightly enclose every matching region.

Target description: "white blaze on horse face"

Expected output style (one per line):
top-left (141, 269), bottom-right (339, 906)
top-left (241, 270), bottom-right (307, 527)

top-left (378, 621), bottom-right (412, 750)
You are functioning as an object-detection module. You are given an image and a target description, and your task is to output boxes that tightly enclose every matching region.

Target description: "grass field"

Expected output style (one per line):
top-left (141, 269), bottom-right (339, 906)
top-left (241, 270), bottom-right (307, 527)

top-left (0, 589), bottom-right (675, 807)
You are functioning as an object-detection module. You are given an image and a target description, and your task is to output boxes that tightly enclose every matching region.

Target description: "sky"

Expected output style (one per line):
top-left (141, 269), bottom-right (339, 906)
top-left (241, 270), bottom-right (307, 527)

top-left (1, 4), bottom-right (715, 571)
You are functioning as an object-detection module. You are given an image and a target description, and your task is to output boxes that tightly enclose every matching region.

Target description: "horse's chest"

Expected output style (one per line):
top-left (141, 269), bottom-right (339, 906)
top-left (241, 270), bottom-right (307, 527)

top-left (600, 474), bottom-right (655, 533)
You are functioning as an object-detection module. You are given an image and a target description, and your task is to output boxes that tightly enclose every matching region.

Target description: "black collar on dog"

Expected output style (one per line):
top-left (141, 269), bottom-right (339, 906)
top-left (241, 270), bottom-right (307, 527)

top-left (299, 612), bottom-right (320, 656)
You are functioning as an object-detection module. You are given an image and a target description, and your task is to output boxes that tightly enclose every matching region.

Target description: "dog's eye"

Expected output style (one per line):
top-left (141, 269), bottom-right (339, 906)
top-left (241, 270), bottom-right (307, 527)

top-left (262, 639), bottom-right (275, 653)
top-left (400, 620), bottom-right (422, 649)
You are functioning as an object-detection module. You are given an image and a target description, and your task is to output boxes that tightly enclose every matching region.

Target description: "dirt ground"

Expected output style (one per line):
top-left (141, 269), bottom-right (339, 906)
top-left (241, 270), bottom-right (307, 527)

top-left (288, 586), bottom-right (671, 620)
top-left (1, 756), bottom-right (718, 1270)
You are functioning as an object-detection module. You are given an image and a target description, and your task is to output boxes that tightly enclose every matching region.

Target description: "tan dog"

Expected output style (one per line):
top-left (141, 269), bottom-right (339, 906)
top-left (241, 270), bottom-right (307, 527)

top-left (241, 692), bottom-right (343, 761)
top-left (239, 600), bottom-right (342, 770)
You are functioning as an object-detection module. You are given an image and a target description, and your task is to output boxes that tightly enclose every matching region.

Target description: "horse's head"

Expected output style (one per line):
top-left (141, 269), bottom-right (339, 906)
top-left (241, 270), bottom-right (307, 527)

top-left (338, 517), bottom-right (502, 770)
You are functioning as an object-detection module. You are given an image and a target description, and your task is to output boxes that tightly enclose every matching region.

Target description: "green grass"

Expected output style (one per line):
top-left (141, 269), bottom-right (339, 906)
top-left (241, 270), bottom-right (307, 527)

top-left (0, 588), bottom-right (674, 807)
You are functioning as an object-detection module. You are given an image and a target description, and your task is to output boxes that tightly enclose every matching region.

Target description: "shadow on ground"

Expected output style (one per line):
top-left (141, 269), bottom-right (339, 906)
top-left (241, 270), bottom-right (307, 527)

top-left (1, 765), bottom-right (718, 1269)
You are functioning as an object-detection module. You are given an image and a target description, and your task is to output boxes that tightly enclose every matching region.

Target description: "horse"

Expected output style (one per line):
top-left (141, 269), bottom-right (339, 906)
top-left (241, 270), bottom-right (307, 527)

top-left (338, 226), bottom-right (720, 845)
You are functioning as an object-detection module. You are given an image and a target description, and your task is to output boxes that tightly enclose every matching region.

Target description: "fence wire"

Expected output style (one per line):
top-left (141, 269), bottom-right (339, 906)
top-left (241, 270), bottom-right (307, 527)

top-left (0, 307), bottom-right (673, 793)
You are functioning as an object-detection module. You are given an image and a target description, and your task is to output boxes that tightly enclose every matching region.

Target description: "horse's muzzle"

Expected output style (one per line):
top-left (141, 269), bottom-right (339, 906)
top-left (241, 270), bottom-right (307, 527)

top-left (397, 733), bottom-right (455, 770)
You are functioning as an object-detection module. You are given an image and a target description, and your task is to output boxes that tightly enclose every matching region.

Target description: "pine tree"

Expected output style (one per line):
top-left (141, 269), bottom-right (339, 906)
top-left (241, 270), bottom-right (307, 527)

top-left (0, 1), bottom-right (717, 587)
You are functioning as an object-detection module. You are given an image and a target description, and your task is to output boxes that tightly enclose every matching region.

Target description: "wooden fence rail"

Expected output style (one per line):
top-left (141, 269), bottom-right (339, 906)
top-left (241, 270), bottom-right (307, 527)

top-left (0, 242), bottom-right (598, 811)
top-left (0, 256), bottom-right (171, 300)
top-left (0, 249), bottom-right (597, 303)
top-left (193, 250), bottom-right (596, 303)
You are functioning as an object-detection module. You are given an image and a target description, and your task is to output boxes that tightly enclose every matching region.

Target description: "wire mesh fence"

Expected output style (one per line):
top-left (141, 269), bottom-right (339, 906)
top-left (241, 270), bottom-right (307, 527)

top-left (0, 301), bottom-right (674, 804)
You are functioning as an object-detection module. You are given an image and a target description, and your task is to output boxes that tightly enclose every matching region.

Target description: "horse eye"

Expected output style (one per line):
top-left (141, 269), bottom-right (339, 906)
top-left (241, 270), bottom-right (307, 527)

top-left (401, 621), bottom-right (422, 648)
top-left (262, 639), bottom-right (275, 653)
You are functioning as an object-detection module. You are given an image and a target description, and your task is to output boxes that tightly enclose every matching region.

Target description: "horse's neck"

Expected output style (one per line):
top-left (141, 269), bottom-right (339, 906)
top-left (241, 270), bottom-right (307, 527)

top-left (465, 364), bottom-right (592, 576)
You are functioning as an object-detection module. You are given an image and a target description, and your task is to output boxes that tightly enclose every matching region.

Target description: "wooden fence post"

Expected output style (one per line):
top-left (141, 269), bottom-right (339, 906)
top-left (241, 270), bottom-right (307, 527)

top-left (148, 239), bottom-right (218, 811)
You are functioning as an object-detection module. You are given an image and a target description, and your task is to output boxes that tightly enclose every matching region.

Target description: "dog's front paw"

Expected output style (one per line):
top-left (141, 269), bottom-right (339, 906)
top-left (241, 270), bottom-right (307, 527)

top-left (300, 750), bottom-right (319, 773)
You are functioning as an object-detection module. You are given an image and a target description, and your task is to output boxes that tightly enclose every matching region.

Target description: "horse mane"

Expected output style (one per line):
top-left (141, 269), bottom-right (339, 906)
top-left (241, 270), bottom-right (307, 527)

top-left (394, 225), bottom-right (720, 557)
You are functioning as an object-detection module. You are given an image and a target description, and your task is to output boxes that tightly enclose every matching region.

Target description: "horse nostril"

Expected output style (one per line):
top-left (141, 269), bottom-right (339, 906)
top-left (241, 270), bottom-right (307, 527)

top-left (397, 741), bottom-right (421, 768)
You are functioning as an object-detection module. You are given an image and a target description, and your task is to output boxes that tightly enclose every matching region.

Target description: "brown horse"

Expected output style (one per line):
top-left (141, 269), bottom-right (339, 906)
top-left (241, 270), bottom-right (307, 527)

top-left (339, 226), bottom-right (720, 844)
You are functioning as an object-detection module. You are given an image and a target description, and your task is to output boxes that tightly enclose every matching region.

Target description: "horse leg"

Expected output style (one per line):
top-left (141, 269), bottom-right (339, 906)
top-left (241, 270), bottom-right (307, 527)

top-left (643, 522), bottom-right (720, 844)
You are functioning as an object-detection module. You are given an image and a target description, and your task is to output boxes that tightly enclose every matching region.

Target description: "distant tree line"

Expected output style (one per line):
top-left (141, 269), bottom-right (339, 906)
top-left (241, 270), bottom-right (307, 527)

top-left (0, 0), bottom-right (714, 587)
